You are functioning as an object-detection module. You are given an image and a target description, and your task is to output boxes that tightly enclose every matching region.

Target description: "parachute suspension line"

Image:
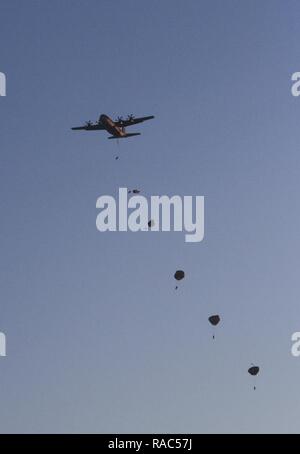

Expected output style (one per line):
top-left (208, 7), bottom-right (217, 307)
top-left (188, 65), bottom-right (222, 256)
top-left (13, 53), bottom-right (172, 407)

top-left (115, 139), bottom-right (119, 160)
top-left (254, 376), bottom-right (257, 391)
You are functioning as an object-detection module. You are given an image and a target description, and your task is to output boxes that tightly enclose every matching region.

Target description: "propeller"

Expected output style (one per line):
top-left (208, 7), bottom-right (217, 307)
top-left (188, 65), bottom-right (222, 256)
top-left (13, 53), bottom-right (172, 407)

top-left (127, 114), bottom-right (135, 121)
top-left (116, 116), bottom-right (123, 123)
top-left (85, 121), bottom-right (92, 127)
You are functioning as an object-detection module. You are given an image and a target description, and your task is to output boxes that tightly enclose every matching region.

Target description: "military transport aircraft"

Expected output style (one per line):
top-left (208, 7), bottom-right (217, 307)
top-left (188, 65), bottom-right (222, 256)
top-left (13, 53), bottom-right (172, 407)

top-left (71, 114), bottom-right (155, 139)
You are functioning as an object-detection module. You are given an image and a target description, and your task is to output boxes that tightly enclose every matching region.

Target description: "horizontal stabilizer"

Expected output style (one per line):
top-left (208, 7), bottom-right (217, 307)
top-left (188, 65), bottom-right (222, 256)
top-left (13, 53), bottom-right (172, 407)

top-left (72, 124), bottom-right (105, 131)
top-left (108, 133), bottom-right (141, 139)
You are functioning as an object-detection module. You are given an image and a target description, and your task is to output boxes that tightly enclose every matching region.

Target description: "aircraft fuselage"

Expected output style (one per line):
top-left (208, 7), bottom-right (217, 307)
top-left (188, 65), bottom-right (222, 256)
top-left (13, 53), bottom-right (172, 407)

top-left (100, 114), bottom-right (126, 137)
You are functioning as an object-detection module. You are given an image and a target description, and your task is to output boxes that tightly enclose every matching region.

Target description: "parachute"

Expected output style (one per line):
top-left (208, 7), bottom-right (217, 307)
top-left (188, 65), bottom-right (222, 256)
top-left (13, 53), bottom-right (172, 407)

top-left (174, 270), bottom-right (185, 281)
top-left (208, 315), bottom-right (220, 326)
top-left (248, 366), bottom-right (259, 376)
top-left (148, 220), bottom-right (155, 228)
top-left (174, 270), bottom-right (185, 289)
top-left (248, 365), bottom-right (260, 390)
top-left (208, 315), bottom-right (221, 339)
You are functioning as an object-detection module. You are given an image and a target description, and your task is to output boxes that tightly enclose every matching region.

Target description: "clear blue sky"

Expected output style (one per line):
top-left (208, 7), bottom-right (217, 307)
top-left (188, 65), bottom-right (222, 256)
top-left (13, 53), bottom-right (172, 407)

top-left (1, 0), bottom-right (300, 434)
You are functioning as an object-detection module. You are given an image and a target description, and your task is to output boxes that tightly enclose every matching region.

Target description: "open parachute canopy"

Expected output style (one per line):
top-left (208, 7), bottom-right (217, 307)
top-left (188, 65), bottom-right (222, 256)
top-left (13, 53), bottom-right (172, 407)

top-left (148, 219), bottom-right (155, 228)
top-left (174, 270), bottom-right (185, 281)
top-left (248, 366), bottom-right (260, 376)
top-left (208, 315), bottom-right (221, 326)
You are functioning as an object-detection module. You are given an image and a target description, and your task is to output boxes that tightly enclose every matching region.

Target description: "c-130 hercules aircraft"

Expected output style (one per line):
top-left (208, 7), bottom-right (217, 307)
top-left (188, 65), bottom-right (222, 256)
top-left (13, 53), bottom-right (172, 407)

top-left (71, 113), bottom-right (155, 139)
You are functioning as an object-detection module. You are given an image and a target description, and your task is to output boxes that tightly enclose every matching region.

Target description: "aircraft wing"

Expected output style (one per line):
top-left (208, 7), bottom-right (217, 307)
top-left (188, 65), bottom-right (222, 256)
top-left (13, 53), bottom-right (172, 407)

top-left (115, 115), bottom-right (155, 127)
top-left (71, 124), bottom-right (105, 131)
